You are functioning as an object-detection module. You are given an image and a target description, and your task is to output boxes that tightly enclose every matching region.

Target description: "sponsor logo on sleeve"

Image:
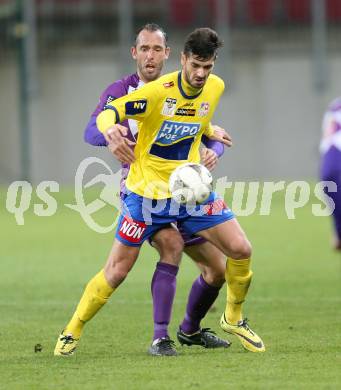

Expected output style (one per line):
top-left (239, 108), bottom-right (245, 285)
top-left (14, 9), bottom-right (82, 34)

top-left (118, 216), bottom-right (147, 243)
top-left (198, 102), bottom-right (210, 117)
top-left (125, 99), bottom-right (147, 115)
top-left (161, 98), bottom-right (177, 117)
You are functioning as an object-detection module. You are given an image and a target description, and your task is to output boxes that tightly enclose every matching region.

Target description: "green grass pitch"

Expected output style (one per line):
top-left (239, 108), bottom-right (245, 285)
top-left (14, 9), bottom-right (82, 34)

top-left (0, 187), bottom-right (340, 389)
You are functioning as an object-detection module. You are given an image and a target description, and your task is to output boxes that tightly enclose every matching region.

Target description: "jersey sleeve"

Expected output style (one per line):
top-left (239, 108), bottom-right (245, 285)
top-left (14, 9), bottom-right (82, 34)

top-left (94, 81), bottom-right (126, 116)
top-left (202, 78), bottom-right (225, 138)
top-left (203, 122), bottom-right (215, 137)
top-left (84, 81), bottom-right (126, 146)
top-left (96, 81), bottom-right (160, 133)
top-left (84, 116), bottom-right (108, 146)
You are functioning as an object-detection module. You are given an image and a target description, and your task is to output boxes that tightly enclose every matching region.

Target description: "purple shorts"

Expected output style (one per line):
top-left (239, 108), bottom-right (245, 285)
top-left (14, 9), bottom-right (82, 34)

top-left (148, 222), bottom-right (206, 247)
top-left (177, 223), bottom-right (207, 247)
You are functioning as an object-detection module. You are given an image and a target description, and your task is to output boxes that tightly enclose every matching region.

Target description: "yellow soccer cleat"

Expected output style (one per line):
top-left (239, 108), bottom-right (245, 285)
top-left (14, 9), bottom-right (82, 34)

top-left (220, 313), bottom-right (265, 353)
top-left (54, 332), bottom-right (79, 356)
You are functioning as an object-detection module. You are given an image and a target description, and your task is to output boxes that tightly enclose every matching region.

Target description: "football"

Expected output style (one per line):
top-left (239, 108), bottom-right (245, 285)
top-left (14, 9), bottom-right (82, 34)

top-left (169, 163), bottom-right (213, 204)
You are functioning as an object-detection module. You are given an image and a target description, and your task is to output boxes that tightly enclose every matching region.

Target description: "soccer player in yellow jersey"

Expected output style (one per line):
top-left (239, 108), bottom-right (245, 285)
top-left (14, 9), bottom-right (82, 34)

top-left (55, 24), bottom-right (231, 358)
top-left (55, 27), bottom-right (265, 356)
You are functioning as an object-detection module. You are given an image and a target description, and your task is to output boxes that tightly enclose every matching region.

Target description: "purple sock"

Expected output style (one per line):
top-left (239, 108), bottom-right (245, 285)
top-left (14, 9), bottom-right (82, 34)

top-left (180, 275), bottom-right (221, 335)
top-left (151, 261), bottom-right (179, 341)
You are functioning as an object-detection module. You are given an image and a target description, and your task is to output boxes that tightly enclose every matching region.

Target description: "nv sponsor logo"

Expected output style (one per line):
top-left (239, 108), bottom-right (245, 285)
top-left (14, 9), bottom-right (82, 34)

top-left (118, 216), bottom-right (147, 243)
top-left (155, 120), bottom-right (201, 145)
top-left (125, 99), bottom-right (147, 115)
top-left (134, 102), bottom-right (146, 109)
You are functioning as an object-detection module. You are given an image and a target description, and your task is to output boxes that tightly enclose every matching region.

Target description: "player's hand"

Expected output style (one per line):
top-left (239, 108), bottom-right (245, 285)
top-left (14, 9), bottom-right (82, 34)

top-left (104, 124), bottom-right (136, 164)
top-left (209, 125), bottom-right (233, 147)
top-left (201, 147), bottom-right (218, 171)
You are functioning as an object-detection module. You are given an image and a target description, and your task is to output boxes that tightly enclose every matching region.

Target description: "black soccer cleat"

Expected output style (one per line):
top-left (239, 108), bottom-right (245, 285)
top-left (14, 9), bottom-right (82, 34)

top-left (177, 327), bottom-right (231, 349)
top-left (148, 337), bottom-right (177, 356)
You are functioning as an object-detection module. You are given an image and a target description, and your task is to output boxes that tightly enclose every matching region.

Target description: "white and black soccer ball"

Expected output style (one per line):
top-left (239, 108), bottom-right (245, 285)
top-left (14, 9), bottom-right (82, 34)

top-left (169, 163), bottom-right (213, 204)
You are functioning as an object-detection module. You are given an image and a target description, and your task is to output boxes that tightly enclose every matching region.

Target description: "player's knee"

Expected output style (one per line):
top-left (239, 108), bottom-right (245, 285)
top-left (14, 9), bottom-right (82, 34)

top-left (111, 268), bottom-right (129, 287)
top-left (171, 238), bottom-right (185, 258)
top-left (153, 230), bottom-right (184, 264)
top-left (162, 239), bottom-right (184, 264)
top-left (202, 268), bottom-right (225, 288)
top-left (229, 238), bottom-right (252, 260)
top-left (105, 262), bottom-right (131, 288)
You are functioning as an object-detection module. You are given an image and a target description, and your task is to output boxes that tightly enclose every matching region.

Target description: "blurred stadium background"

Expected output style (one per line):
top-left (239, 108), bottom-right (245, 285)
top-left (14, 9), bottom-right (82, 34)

top-left (1, 0), bottom-right (341, 183)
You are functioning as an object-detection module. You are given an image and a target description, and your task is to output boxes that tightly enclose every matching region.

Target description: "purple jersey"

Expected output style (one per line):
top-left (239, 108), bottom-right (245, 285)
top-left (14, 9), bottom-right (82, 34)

top-left (84, 73), bottom-right (143, 194)
top-left (84, 72), bottom-right (225, 196)
top-left (320, 97), bottom-right (341, 155)
top-left (320, 98), bottom-right (341, 243)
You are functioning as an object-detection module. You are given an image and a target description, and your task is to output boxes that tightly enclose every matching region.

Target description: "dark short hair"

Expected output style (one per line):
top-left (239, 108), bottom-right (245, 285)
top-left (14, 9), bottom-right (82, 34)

top-left (183, 28), bottom-right (223, 60)
top-left (134, 23), bottom-right (168, 47)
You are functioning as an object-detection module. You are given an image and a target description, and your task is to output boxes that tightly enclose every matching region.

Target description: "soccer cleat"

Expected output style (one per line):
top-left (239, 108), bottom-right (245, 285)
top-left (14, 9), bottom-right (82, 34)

top-left (177, 327), bottom-right (231, 349)
top-left (220, 314), bottom-right (265, 352)
top-left (148, 337), bottom-right (177, 356)
top-left (54, 332), bottom-right (79, 356)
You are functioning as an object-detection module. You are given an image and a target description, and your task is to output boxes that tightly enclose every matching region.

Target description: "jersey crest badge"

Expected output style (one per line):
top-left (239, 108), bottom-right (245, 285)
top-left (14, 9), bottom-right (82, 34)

top-left (198, 102), bottom-right (210, 117)
top-left (161, 98), bottom-right (177, 117)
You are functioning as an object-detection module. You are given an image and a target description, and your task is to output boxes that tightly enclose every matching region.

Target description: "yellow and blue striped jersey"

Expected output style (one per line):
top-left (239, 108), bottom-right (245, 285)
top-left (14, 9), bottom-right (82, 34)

top-left (97, 70), bottom-right (225, 198)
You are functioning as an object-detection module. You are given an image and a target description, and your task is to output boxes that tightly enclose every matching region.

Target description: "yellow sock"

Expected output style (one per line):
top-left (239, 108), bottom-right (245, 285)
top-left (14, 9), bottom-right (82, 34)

top-left (225, 258), bottom-right (253, 325)
top-left (64, 270), bottom-right (114, 338)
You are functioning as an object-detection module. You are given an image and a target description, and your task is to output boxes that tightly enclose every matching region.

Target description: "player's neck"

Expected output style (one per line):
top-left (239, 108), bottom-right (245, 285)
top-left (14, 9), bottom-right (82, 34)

top-left (137, 70), bottom-right (159, 84)
top-left (181, 71), bottom-right (202, 96)
top-left (137, 71), bottom-right (147, 84)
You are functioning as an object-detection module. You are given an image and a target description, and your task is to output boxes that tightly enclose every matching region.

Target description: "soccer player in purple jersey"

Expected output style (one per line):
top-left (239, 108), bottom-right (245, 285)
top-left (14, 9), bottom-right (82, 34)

top-left (55, 24), bottom-right (231, 357)
top-left (320, 97), bottom-right (341, 250)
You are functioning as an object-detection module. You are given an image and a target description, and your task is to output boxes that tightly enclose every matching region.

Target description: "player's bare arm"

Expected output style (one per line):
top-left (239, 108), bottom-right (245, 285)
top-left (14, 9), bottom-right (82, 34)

top-left (209, 125), bottom-right (232, 147)
top-left (104, 124), bottom-right (136, 164)
top-left (200, 147), bottom-right (218, 171)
